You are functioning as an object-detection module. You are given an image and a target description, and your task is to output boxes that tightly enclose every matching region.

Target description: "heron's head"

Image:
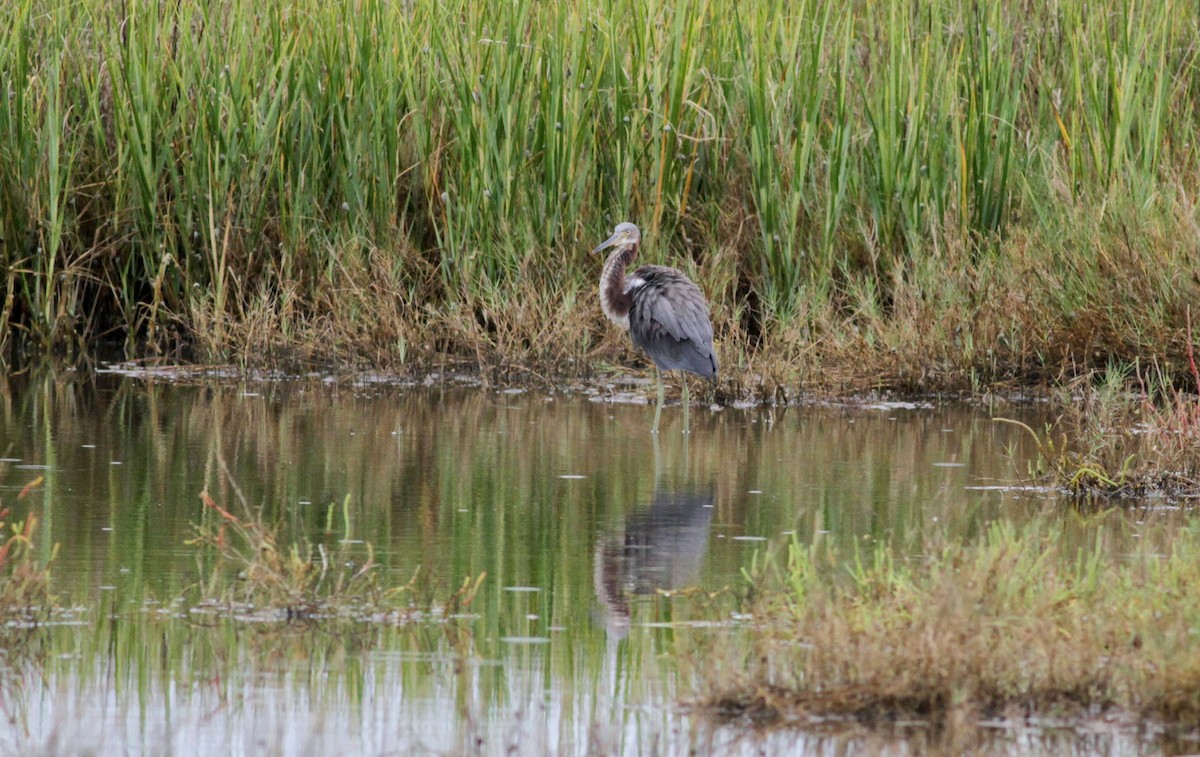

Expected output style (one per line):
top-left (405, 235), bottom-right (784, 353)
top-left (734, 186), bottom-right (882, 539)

top-left (592, 222), bottom-right (640, 253)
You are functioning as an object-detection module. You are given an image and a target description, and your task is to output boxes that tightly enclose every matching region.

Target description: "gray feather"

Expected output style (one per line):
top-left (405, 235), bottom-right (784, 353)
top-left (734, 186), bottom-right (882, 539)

top-left (627, 265), bottom-right (718, 380)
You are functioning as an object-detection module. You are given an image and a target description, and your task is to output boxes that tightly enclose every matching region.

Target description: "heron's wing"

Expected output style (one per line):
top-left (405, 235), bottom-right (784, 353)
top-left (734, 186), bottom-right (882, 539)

top-left (627, 265), bottom-right (717, 378)
top-left (629, 265), bottom-right (713, 343)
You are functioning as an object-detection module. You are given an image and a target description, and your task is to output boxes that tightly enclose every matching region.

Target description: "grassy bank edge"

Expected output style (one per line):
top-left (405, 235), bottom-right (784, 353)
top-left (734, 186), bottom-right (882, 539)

top-left (3, 0), bottom-right (1199, 389)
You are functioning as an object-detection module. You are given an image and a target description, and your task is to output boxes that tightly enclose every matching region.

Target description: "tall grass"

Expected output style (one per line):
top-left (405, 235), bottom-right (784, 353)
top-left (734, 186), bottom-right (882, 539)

top-left (1, 0), bottom-right (1198, 378)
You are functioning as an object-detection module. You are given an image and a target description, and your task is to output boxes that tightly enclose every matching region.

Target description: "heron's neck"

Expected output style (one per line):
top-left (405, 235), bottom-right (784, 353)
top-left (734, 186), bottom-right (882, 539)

top-left (599, 243), bottom-right (637, 330)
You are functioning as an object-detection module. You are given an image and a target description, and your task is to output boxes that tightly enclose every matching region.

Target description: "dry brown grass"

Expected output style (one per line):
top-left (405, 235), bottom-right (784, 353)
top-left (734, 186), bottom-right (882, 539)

top-left (155, 178), bottom-right (1200, 405)
top-left (702, 519), bottom-right (1200, 729)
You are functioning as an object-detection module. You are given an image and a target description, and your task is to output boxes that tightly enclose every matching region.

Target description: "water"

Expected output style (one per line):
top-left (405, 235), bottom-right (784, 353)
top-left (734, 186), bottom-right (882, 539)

top-left (0, 372), bottom-right (1178, 754)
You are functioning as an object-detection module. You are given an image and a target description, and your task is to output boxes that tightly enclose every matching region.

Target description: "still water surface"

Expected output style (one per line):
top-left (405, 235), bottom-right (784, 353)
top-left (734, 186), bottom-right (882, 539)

top-left (0, 372), bottom-right (1174, 754)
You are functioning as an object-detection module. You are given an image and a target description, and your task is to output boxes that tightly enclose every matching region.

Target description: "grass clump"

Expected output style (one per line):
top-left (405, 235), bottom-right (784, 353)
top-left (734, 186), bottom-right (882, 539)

top-left (707, 518), bottom-right (1200, 728)
top-left (191, 489), bottom-right (483, 623)
top-left (0, 500), bottom-right (54, 653)
top-left (996, 352), bottom-right (1200, 498)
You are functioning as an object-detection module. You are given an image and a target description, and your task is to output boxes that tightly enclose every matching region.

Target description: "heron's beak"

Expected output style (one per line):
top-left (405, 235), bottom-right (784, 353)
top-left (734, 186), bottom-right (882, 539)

top-left (592, 232), bottom-right (621, 254)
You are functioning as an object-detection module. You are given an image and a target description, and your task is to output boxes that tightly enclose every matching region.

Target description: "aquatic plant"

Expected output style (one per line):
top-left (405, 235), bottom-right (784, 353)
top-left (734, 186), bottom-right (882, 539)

top-left (190, 489), bottom-right (484, 622)
top-left (0, 490), bottom-right (55, 651)
top-left (995, 345), bottom-right (1200, 499)
top-left (707, 517), bottom-right (1200, 727)
top-left (190, 490), bottom-right (385, 619)
top-left (993, 415), bottom-right (1139, 497)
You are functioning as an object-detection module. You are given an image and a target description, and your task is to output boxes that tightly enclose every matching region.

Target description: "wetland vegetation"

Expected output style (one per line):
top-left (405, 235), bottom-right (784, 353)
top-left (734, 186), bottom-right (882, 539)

top-left (1, 0), bottom-right (1198, 392)
top-left (5, 0), bottom-right (1200, 751)
top-left (1, 372), bottom-right (1199, 753)
top-left (710, 517), bottom-right (1200, 729)
top-left (995, 358), bottom-right (1200, 499)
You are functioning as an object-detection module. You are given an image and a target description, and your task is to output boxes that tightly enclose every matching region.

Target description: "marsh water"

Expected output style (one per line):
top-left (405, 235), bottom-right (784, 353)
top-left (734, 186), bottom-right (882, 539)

top-left (0, 371), bottom-right (1182, 755)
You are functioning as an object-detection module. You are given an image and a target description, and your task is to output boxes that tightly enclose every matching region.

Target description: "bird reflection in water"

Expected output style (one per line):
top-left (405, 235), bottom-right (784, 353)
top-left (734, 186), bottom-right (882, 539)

top-left (593, 487), bottom-right (715, 638)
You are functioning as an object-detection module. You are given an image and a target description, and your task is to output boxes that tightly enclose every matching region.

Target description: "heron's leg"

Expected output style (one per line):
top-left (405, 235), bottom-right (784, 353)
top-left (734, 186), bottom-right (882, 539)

top-left (681, 375), bottom-right (691, 434)
top-left (652, 427), bottom-right (662, 480)
top-left (652, 366), bottom-right (664, 434)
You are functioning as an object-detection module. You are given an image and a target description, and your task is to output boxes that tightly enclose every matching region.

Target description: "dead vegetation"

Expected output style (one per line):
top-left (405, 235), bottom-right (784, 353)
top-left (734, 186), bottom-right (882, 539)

top-left (703, 519), bottom-right (1200, 729)
top-left (994, 328), bottom-right (1200, 500)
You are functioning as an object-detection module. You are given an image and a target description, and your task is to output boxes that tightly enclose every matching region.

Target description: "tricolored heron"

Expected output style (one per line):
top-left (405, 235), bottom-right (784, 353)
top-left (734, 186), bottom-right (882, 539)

top-left (594, 222), bottom-right (717, 433)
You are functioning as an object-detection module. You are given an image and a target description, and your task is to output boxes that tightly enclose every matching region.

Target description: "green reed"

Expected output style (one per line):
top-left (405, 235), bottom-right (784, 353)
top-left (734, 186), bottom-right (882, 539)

top-left (734, 0), bottom-right (839, 318)
top-left (2, 0), bottom-right (1199, 375)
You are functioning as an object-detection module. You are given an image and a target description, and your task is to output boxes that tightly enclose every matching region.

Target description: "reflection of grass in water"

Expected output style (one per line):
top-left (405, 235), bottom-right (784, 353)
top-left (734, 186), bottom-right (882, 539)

top-left (190, 489), bottom-right (484, 622)
top-left (704, 517), bottom-right (1200, 728)
top-left (0, 498), bottom-right (53, 740)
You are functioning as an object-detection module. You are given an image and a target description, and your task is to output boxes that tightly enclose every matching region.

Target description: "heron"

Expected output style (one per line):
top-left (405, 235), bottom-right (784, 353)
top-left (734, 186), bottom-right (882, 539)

top-left (594, 222), bottom-right (717, 433)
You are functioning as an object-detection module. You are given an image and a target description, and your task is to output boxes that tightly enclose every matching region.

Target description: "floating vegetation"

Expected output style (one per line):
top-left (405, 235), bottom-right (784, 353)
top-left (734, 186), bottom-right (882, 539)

top-left (705, 518), bottom-right (1200, 729)
top-left (993, 416), bottom-right (1141, 498)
